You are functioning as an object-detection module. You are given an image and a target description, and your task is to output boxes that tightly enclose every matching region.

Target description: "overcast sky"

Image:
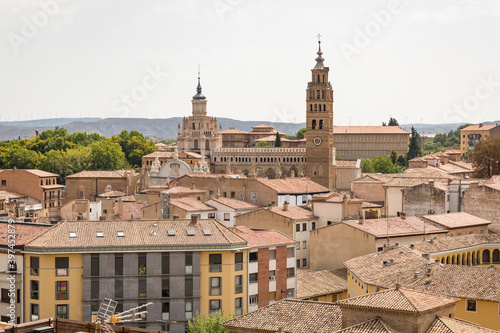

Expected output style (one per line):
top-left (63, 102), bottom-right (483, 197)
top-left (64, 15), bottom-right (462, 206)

top-left (1, 0), bottom-right (499, 126)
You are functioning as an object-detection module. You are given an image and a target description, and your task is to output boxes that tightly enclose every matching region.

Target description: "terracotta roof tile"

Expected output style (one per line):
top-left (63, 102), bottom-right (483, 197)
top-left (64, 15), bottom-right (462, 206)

top-left (256, 177), bottom-right (330, 194)
top-left (336, 287), bottom-right (458, 313)
top-left (24, 169), bottom-right (59, 177)
top-left (170, 197), bottom-right (215, 212)
top-left (333, 126), bottom-right (410, 134)
top-left (113, 201), bottom-right (149, 219)
top-left (342, 217), bottom-right (447, 238)
top-left (25, 219), bottom-right (246, 250)
top-left (358, 173), bottom-right (395, 182)
top-left (426, 316), bottom-right (498, 333)
top-left (297, 269), bottom-right (348, 299)
top-left (67, 170), bottom-right (130, 178)
top-left (0, 221), bottom-right (53, 246)
top-left (408, 234), bottom-right (500, 256)
top-left (335, 318), bottom-right (399, 333)
top-left (460, 124), bottom-right (499, 131)
top-left (207, 197), bottom-right (261, 210)
top-left (422, 212), bottom-right (491, 229)
top-left (232, 226), bottom-right (295, 248)
top-left (269, 205), bottom-right (317, 220)
top-left (336, 160), bottom-right (360, 167)
top-left (97, 191), bottom-right (127, 198)
top-left (221, 128), bottom-right (248, 134)
top-left (161, 186), bottom-right (207, 195)
top-left (222, 299), bottom-right (342, 333)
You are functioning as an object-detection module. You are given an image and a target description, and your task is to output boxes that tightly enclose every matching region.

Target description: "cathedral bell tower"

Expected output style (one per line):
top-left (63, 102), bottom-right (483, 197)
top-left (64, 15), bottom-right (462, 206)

top-left (305, 36), bottom-right (335, 189)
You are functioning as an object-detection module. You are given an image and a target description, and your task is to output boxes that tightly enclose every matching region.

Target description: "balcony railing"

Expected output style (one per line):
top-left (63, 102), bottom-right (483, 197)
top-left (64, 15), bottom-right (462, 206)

top-left (209, 264), bottom-right (222, 273)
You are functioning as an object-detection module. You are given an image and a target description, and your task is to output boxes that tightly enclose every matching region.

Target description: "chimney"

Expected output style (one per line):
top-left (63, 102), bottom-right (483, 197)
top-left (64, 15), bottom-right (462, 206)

top-left (470, 181), bottom-right (479, 189)
top-left (410, 243), bottom-right (415, 249)
top-left (479, 123), bottom-right (483, 128)
top-left (359, 214), bottom-right (364, 225)
top-left (190, 215), bottom-right (198, 225)
top-left (428, 179), bottom-right (434, 185)
top-left (118, 199), bottom-right (124, 216)
top-left (400, 212), bottom-right (406, 220)
top-left (395, 283), bottom-right (400, 291)
top-left (413, 272), bottom-right (420, 280)
top-left (283, 201), bottom-right (289, 211)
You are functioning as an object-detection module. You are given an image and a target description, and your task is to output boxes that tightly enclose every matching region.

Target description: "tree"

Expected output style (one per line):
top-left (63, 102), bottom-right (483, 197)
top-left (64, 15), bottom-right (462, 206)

top-left (390, 150), bottom-right (398, 164)
top-left (90, 140), bottom-right (127, 170)
top-left (361, 159), bottom-right (374, 173)
top-left (275, 132), bottom-right (282, 147)
top-left (408, 126), bottom-right (422, 160)
top-left (296, 128), bottom-right (306, 139)
top-left (471, 137), bottom-right (500, 178)
top-left (371, 156), bottom-right (397, 173)
top-left (388, 117), bottom-right (399, 126)
top-left (111, 130), bottom-right (156, 168)
top-left (256, 141), bottom-right (268, 147)
top-left (187, 311), bottom-right (230, 333)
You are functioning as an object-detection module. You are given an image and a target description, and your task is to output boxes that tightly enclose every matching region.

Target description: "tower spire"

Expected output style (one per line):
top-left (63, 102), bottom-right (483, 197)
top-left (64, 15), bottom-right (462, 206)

top-left (314, 33), bottom-right (325, 69)
top-left (193, 65), bottom-right (206, 100)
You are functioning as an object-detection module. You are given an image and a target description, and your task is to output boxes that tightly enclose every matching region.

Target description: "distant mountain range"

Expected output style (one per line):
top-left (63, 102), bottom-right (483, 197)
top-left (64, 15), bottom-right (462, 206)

top-left (0, 117), bottom-right (498, 141)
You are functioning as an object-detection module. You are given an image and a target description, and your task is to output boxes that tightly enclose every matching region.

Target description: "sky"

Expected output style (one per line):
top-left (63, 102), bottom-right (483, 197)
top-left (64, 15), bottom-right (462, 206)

top-left (1, 0), bottom-right (500, 126)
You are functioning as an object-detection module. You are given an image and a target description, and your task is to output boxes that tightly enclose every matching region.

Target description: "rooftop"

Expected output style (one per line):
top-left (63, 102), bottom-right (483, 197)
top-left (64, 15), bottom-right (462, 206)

top-left (269, 205), bottom-right (317, 220)
top-left (335, 318), bottom-right (398, 333)
top-left (0, 221), bottom-right (53, 246)
top-left (113, 201), bottom-right (149, 219)
top-left (341, 216), bottom-right (447, 238)
top-left (232, 226), bottom-right (295, 248)
top-left (97, 190), bottom-right (127, 198)
top-left (332, 126), bottom-right (410, 134)
top-left (142, 151), bottom-right (204, 159)
top-left (221, 128), bottom-right (248, 134)
top-left (161, 186), bottom-right (207, 195)
top-left (296, 269), bottom-right (348, 299)
top-left (336, 287), bottom-right (458, 313)
top-left (408, 234), bottom-right (500, 255)
top-left (25, 219), bottom-right (246, 250)
top-left (207, 197), bottom-right (261, 210)
top-left (170, 197), bottom-right (215, 212)
top-left (426, 316), bottom-right (498, 333)
top-left (66, 170), bottom-right (131, 178)
top-left (256, 177), bottom-right (330, 194)
top-left (460, 124), bottom-right (499, 131)
top-left (222, 299), bottom-right (342, 333)
top-left (422, 212), bottom-right (491, 229)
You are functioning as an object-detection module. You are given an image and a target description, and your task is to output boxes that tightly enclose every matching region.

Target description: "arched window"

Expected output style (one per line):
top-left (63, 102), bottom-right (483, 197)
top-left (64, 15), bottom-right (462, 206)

top-left (205, 140), bottom-right (210, 150)
top-left (314, 104), bottom-right (317, 111)
top-left (483, 250), bottom-right (490, 263)
top-left (323, 74), bottom-right (325, 83)
top-left (323, 104), bottom-right (326, 111)
top-left (319, 104), bottom-right (322, 111)
top-left (312, 120), bottom-right (316, 130)
top-left (317, 74), bottom-right (320, 83)
top-left (319, 120), bottom-right (324, 129)
top-left (493, 249), bottom-right (499, 263)
top-left (192, 123), bottom-right (195, 130)
top-left (322, 90), bottom-right (325, 99)
top-left (317, 90), bottom-right (320, 99)
top-left (193, 139), bottom-right (199, 150)
top-left (310, 105), bottom-right (312, 111)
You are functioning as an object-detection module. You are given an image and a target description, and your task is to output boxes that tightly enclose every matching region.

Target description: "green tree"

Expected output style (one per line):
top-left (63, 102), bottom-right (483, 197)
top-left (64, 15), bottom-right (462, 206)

top-left (256, 141), bottom-right (268, 147)
top-left (471, 137), bottom-right (500, 178)
top-left (372, 155), bottom-right (397, 173)
top-left (275, 132), bottom-right (282, 147)
top-left (408, 126), bottom-right (422, 160)
top-left (5, 147), bottom-right (42, 169)
top-left (361, 159), bottom-right (374, 173)
top-left (187, 310), bottom-right (231, 333)
top-left (296, 128), bottom-right (306, 139)
top-left (388, 117), bottom-right (399, 126)
top-left (390, 150), bottom-right (398, 164)
top-left (397, 154), bottom-right (407, 167)
top-left (111, 130), bottom-right (156, 168)
top-left (90, 140), bottom-right (127, 170)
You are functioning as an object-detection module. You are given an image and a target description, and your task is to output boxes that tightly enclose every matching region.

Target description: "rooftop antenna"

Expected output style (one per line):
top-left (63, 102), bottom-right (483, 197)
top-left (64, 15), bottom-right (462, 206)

top-left (94, 298), bottom-right (152, 333)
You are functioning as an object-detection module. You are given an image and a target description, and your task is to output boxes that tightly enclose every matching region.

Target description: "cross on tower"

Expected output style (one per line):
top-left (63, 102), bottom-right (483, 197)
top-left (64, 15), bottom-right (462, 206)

top-left (317, 33), bottom-right (322, 42)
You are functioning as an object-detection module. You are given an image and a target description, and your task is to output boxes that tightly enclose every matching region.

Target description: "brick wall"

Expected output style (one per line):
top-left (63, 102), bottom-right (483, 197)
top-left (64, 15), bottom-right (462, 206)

top-left (257, 248), bottom-right (269, 308)
top-left (276, 246), bottom-right (287, 301)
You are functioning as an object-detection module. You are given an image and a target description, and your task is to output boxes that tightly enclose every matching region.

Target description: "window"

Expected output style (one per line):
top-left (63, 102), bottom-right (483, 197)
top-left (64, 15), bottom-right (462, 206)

top-left (91, 254), bottom-right (99, 276)
top-left (115, 279), bottom-right (123, 298)
top-left (91, 280), bottom-right (99, 299)
top-left (55, 257), bottom-right (69, 276)
top-left (162, 253), bottom-right (170, 274)
top-left (297, 259), bottom-right (301, 267)
top-left (287, 247), bottom-right (295, 258)
top-left (56, 281), bottom-right (68, 300)
top-left (138, 278), bottom-right (146, 298)
top-left (30, 281), bottom-right (39, 300)
top-left (209, 254), bottom-right (222, 272)
top-left (312, 222), bottom-right (316, 230)
top-left (1, 180), bottom-right (6, 187)
top-left (269, 249), bottom-right (276, 260)
top-left (223, 192), bottom-right (227, 198)
top-left (296, 224), bottom-right (300, 232)
top-left (117, 231), bottom-right (124, 237)
top-left (115, 254), bottom-right (123, 275)
top-left (302, 258), bottom-right (307, 267)
top-left (162, 278), bottom-right (170, 297)
top-left (235, 297), bottom-right (243, 315)
top-left (185, 301), bottom-right (193, 320)
top-left (249, 295), bottom-right (258, 305)
top-left (231, 191), bottom-right (235, 198)
top-left (287, 268), bottom-right (295, 277)
top-left (249, 273), bottom-right (258, 283)
top-left (185, 277), bottom-right (193, 297)
top-left (269, 270), bottom-right (276, 280)
top-left (235, 275), bottom-right (243, 294)
top-left (1, 289), bottom-right (9, 303)
top-left (138, 254), bottom-right (146, 275)
top-left (208, 213), bottom-right (216, 218)
top-left (235, 252), bottom-right (243, 271)
top-left (302, 241), bottom-right (307, 249)
top-left (96, 231), bottom-right (103, 238)
top-left (210, 299), bottom-right (221, 314)
top-left (185, 253), bottom-right (193, 274)
top-left (30, 257), bottom-right (39, 276)
top-left (56, 304), bottom-right (68, 319)
top-left (466, 300), bottom-right (477, 312)
top-left (296, 242), bottom-right (300, 250)
top-left (31, 303), bottom-right (39, 321)
top-left (162, 302), bottom-right (170, 321)
top-left (327, 221), bottom-right (332, 225)
top-left (269, 291), bottom-right (276, 301)
top-left (224, 213), bottom-right (230, 221)
top-left (302, 223), bottom-right (307, 231)
top-left (210, 277), bottom-right (221, 296)
top-left (249, 252), bottom-right (258, 263)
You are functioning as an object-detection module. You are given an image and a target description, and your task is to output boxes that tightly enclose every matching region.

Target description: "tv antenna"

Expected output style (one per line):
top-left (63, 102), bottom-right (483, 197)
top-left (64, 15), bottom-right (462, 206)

top-left (94, 298), bottom-right (153, 333)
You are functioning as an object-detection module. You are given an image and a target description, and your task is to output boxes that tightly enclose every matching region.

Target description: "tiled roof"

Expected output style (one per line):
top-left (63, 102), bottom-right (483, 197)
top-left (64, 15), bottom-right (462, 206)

top-left (66, 170), bottom-right (129, 178)
top-left (409, 234), bottom-right (500, 254)
top-left (269, 205), bottom-right (317, 220)
top-left (256, 177), bottom-right (330, 194)
top-left (336, 287), bottom-right (458, 313)
top-left (113, 201), bottom-right (149, 219)
top-left (0, 191), bottom-right (28, 199)
top-left (335, 318), bottom-right (399, 333)
top-left (335, 160), bottom-right (360, 168)
top-left (401, 168), bottom-right (457, 179)
top-left (344, 247), bottom-right (428, 288)
top-left (207, 197), bottom-right (261, 210)
top-left (409, 264), bottom-right (500, 303)
top-left (142, 151), bottom-right (204, 158)
top-left (221, 128), bottom-right (248, 134)
top-left (432, 182), bottom-right (449, 191)
top-left (422, 212), bottom-right (491, 229)
top-left (384, 178), bottom-right (430, 188)
top-left (362, 202), bottom-right (382, 208)
top-left (161, 186), bottom-right (207, 195)
top-left (97, 190), bottom-right (127, 198)
top-left (41, 184), bottom-right (65, 189)
top-left (426, 316), bottom-right (498, 333)
top-left (485, 183), bottom-right (500, 191)
top-left (333, 126), bottom-right (410, 134)
top-left (180, 174), bottom-right (247, 179)
top-left (24, 169), bottom-right (59, 177)
top-left (0, 221), bottom-right (53, 246)
top-left (25, 219), bottom-right (246, 250)
top-left (460, 124), bottom-right (499, 131)
top-left (170, 197), bottom-right (215, 212)
top-left (358, 173), bottom-right (395, 183)
top-left (296, 269), bottom-right (348, 299)
top-left (342, 217), bottom-right (447, 238)
top-left (222, 299), bottom-right (342, 333)
top-left (232, 226), bottom-right (295, 248)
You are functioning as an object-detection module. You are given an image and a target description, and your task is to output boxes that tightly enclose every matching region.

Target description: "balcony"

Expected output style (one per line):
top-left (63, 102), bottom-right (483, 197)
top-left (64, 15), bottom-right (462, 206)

top-left (234, 262), bottom-right (243, 271)
top-left (209, 264), bottom-right (222, 273)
